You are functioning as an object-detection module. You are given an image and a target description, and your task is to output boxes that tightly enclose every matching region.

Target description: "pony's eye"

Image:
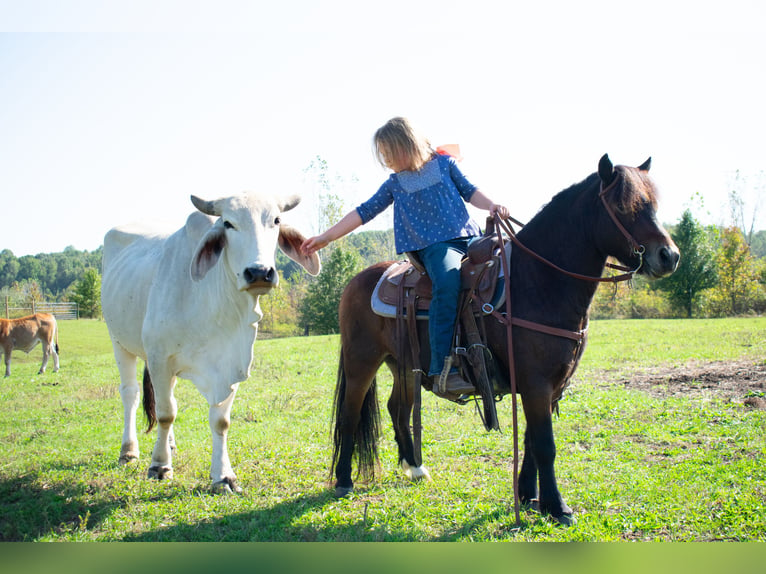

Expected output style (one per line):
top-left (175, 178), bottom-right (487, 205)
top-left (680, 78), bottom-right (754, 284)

top-left (274, 217), bottom-right (281, 226)
top-left (223, 220), bottom-right (234, 230)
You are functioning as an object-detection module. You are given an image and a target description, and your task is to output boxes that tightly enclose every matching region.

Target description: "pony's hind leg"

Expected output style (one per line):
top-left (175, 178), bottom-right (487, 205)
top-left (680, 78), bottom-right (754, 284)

top-left (332, 350), bottom-right (382, 497)
top-left (386, 360), bottom-right (431, 483)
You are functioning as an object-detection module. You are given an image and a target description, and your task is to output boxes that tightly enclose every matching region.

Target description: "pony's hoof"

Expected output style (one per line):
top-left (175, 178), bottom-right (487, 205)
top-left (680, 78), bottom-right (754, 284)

top-left (552, 513), bottom-right (576, 527)
top-left (401, 460), bottom-right (432, 482)
top-left (147, 466), bottom-right (173, 480)
top-left (529, 499), bottom-right (576, 526)
top-left (334, 485), bottom-right (353, 498)
top-left (212, 477), bottom-right (242, 494)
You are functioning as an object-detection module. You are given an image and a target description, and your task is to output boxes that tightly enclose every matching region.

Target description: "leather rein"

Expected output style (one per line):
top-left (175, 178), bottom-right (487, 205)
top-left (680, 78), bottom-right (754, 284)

top-left (487, 174), bottom-right (644, 525)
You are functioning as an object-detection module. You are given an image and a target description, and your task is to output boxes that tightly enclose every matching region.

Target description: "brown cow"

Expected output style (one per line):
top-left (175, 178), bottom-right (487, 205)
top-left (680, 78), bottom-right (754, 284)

top-left (0, 313), bottom-right (60, 377)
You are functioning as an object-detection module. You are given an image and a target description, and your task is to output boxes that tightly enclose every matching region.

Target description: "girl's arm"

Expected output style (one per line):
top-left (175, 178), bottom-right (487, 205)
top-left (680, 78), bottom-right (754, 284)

top-left (469, 189), bottom-right (510, 219)
top-left (300, 209), bottom-right (363, 255)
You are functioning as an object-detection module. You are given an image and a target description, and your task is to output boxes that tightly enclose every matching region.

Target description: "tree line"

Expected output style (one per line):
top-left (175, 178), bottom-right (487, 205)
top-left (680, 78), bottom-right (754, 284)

top-left (1, 217), bottom-right (764, 328)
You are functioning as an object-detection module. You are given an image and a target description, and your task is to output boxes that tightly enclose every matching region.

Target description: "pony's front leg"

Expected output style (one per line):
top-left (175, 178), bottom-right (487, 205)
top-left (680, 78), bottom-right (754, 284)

top-left (518, 427), bottom-right (539, 504)
top-left (209, 386), bottom-right (241, 493)
top-left (387, 372), bottom-right (431, 483)
top-left (147, 368), bottom-right (177, 481)
top-left (522, 392), bottom-right (572, 524)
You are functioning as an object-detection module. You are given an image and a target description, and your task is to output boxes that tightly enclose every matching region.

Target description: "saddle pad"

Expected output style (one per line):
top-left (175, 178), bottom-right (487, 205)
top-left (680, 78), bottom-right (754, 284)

top-left (371, 261), bottom-right (430, 319)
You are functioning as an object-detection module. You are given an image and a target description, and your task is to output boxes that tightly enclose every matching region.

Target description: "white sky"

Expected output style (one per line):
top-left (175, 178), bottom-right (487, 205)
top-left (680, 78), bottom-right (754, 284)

top-left (1, 0), bottom-right (765, 257)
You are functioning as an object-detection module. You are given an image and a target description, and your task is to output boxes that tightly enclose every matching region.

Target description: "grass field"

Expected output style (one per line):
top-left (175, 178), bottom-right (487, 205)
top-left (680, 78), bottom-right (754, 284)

top-left (1, 317), bottom-right (764, 542)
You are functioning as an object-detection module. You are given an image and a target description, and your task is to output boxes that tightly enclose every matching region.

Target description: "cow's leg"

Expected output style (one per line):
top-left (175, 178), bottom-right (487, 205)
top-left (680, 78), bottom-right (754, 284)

top-left (521, 389), bottom-right (572, 525)
top-left (147, 366), bottom-right (177, 480)
top-left (113, 344), bottom-right (140, 464)
top-left (38, 339), bottom-right (51, 374)
top-left (50, 333), bottom-right (59, 373)
top-left (2, 347), bottom-right (10, 377)
top-left (209, 387), bottom-right (240, 493)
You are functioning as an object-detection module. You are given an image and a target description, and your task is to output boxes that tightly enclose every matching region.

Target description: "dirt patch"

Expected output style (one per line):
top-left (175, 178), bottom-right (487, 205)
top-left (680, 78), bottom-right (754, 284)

top-left (591, 359), bottom-right (766, 409)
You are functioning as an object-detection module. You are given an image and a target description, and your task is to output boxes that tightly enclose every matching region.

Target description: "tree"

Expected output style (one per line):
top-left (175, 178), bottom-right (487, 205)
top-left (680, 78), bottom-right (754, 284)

top-left (69, 268), bottom-right (102, 318)
top-left (655, 209), bottom-right (718, 318)
top-left (728, 170), bottom-right (764, 247)
top-left (706, 227), bottom-right (765, 315)
top-left (0, 250), bottom-right (19, 287)
top-left (296, 156), bottom-right (367, 335)
top-left (298, 246), bottom-right (361, 334)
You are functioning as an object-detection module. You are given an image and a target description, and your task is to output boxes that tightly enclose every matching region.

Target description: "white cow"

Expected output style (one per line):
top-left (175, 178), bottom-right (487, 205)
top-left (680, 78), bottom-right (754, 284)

top-left (101, 192), bottom-right (320, 492)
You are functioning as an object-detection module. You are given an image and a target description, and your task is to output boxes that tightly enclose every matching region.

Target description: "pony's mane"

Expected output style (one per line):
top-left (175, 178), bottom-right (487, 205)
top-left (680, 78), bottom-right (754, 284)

top-left (523, 172), bottom-right (601, 231)
top-left (523, 165), bottom-right (658, 232)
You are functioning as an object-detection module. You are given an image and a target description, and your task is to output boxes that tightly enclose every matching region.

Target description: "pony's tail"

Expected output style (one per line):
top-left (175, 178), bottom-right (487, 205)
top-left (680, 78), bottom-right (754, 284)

top-left (330, 348), bottom-right (381, 482)
top-left (142, 365), bottom-right (156, 433)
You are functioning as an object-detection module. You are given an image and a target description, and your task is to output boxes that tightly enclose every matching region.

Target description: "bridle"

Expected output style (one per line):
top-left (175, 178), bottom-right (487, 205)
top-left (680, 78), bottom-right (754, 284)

top-left (495, 174), bottom-right (646, 285)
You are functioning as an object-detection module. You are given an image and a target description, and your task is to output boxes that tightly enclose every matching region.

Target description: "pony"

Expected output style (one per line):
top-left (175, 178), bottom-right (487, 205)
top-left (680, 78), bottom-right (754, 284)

top-left (329, 154), bottom-right (680, 524)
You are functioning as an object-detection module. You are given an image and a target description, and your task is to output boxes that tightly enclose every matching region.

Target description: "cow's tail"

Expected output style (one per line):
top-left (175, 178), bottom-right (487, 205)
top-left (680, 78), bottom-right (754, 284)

top-left (330, 347), bottom-right (380, 483)
top-left (142, 365), bottom-right (157, 433)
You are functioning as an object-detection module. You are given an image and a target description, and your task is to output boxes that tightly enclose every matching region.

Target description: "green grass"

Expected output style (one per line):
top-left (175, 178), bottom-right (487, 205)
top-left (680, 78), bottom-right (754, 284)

top-left (0, 318), bottom-right (764, 541)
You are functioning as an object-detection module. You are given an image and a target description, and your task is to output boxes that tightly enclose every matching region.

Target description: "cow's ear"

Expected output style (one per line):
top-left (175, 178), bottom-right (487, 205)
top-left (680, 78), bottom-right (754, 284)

top-left (191, 226), bottom-right (227, 281)
top-left (278, 224), bottom-right (321, 276)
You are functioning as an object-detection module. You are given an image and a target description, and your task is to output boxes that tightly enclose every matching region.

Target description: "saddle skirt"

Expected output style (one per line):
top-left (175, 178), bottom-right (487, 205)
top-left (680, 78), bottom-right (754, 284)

top-left (371, 240), bottom-right (511, 319)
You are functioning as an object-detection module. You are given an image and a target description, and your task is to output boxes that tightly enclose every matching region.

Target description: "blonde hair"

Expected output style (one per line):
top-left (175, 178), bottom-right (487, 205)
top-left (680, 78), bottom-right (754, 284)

top-left (374, 117), bottom-right (433, 172)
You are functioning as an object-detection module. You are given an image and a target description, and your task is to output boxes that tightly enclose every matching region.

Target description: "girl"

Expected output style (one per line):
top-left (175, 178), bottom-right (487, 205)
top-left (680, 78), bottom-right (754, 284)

top-left (301, 117), bottom-right (509, 397)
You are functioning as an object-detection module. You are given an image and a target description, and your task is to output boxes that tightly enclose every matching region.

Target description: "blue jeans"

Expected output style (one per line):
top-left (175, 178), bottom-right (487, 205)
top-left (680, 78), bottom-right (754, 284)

top-left (416, 237), bottom-right (474, 376)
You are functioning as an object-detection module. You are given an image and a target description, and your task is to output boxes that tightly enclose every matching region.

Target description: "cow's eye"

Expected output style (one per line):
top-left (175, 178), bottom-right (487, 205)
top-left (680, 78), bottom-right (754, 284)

top-left (223, 220), bottom-right (234, 230)
top-left (274, 217), bottom-right (281, 226)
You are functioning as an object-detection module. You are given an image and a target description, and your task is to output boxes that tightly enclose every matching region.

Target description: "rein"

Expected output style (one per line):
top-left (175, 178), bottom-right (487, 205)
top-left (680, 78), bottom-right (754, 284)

top-left (495, 181), bottom-right (646, 285)
top-left (490, 176), bottom-right (643, 525)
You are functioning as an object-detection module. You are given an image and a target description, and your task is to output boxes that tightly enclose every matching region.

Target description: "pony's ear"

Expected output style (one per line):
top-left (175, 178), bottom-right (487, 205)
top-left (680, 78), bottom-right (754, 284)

top-left (638, 157), bottom-right (652, 172)
top-left (278, 224), bottom-right (321, 276)
top-left (598, 154), bottom-right (614, 185)
top-left (191, 225), bottom-right (226, 281)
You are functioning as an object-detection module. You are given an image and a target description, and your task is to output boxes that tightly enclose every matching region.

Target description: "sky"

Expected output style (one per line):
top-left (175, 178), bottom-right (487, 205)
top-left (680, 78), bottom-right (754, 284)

top-left (1, 0), bottom-right (765, 257)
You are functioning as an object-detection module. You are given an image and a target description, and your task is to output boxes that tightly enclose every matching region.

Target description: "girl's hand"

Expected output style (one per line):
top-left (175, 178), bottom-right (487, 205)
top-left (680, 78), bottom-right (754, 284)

top-left (490, 203), bottom-right (510, 220)
top-left (301, 235), bottom-right (328, 256)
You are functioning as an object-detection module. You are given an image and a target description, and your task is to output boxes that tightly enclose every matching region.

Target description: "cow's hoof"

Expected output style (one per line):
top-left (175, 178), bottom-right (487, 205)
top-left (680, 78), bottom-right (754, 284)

top-left (212, 477), bottom-right (242, 494)
top-left (147, 466), bottom-right (173, 480)
top-left (334, 485), bottom-right (353, 498)
top-left (118, 453), bottom-right (139, 465)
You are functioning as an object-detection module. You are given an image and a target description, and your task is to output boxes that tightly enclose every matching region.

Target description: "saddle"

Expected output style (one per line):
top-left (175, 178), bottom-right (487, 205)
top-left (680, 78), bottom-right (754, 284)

top-left (371, 233), bottom-right (509, 320)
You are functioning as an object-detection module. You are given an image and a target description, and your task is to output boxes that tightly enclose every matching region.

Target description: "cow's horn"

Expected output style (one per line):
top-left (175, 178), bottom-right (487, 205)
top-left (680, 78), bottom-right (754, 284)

top-left (191, 195), bottom-right (221, 216)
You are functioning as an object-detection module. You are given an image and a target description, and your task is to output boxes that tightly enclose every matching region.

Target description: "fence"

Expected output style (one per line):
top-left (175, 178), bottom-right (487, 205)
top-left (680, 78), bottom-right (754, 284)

top-left (3, 297), bottom-right (79, 320)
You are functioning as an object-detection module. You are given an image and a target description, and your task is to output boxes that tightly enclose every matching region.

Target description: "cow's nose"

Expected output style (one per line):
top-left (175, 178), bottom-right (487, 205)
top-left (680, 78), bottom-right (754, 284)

top-left (243, 265), bottom-right (278, 285)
